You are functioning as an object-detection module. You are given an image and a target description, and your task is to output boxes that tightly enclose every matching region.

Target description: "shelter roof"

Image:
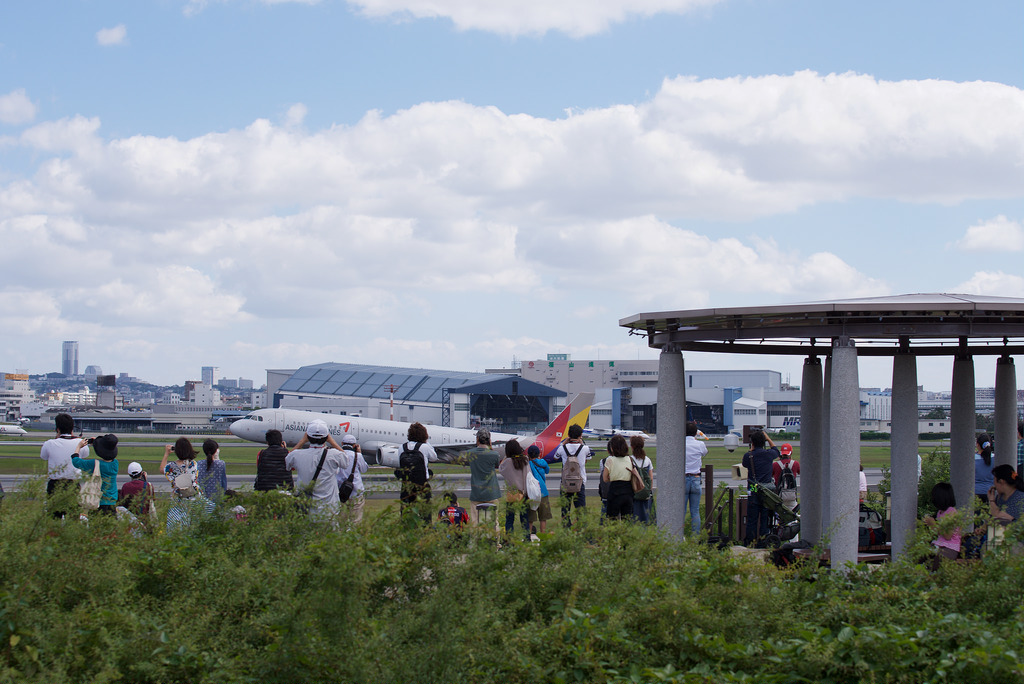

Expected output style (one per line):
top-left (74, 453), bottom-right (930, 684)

top-left (620, 293), bottom-right (1024, 356)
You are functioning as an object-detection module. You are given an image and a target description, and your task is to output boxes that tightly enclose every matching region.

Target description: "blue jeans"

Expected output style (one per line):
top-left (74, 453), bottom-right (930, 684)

top-left (684, 474), bottom-right (702, 534)
top-left (505, 503), bottom-right (531, 540)
top-left (633, 497), bottom-right (651, 523)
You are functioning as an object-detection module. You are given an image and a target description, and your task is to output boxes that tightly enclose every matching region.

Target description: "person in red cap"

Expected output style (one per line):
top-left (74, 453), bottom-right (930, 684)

top-left (772, 443), bottom-right (800, 512)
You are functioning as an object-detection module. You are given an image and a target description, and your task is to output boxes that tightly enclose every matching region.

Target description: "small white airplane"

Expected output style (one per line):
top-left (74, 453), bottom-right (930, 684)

top-left (228, 393), bottom-right (595, 467)
top-left (583, 427), bottom-right (652, 440)
top-left (0, 423), bottom-right (28, 436)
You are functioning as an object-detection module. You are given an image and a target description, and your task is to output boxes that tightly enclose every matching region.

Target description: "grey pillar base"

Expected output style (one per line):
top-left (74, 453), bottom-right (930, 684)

top-left (829, 338), bottom-right (860, 570)
top-left (951, 354), bottom-right (976, 520)
top-left (890, 353), bottom-right (919, 559)
top-left (656, 348), bottom-right (686, 541)
top-left (995, 356), bottom-right (1017, 468)
top-left (800, 356), bottom-right (824, 545)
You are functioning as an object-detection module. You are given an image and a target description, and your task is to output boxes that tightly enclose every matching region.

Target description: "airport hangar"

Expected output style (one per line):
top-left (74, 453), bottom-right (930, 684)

top-left (266, 363), bottom-right (565, 433)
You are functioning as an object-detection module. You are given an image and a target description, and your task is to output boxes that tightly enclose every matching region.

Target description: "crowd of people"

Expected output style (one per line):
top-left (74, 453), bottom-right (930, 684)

top-left (739, 422), bottom-right (1024, 561)
top-left (35, 410), bottom-right (1024, 553)
top-left (37, 412), bottom-right (369, 532)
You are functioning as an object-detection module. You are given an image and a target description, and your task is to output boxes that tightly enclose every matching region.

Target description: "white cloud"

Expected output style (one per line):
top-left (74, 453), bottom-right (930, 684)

top-left (953, 215), bottom-right (1024, 252)
top-left (1, 71), bottom-right (1021, 381)
top-left (61, 266), bottom-right (251, 328)
top-left (0, 89), bottom-right (37, 125)
top-left (350, 0), bottom-right (721, 37)
top-left (180, 0), bottom-right (718, 35)
top-left (284, 103), bottom-right (308, 128)
top-left (96, 24), bottom-right (128, 46)
top-left (9, 72), bottom-right (1018, 229)
top-left (953, 271), bottom-right (1024, 298)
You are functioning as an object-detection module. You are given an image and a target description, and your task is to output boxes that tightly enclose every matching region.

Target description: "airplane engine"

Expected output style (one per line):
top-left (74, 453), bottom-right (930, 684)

top-left (376, 444), bottom-right (402, 468)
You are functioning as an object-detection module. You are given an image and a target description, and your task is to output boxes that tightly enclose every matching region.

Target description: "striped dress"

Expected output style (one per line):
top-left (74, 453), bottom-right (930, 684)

top-left (164, 460), bottom-right (215, 532)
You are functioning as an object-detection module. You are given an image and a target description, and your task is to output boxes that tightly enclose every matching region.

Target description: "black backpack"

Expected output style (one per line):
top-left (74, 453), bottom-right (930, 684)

top-left (778, 459), bottom-right (797, 493)
top-left (396, 442), bottom-right (428, 486)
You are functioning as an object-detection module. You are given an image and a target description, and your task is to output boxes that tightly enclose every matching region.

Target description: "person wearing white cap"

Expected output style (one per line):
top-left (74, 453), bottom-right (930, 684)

top-left (119, 461), bottom-right (155, 519)
top-left (337, 434), bottom-right (368, 524)
top-left (287, 419), bottom-right (353, 522)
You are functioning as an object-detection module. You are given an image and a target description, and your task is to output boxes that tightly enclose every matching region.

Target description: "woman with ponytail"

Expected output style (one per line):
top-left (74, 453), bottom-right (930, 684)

top-left (197, 438), bottom-right (228, 501)
top-left (974, 433), bottom-right (995, 507)
top-left (987, 464), bottom-right (1024, 524)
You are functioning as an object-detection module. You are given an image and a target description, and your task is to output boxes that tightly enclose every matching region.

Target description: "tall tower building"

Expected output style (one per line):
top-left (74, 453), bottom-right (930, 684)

top-left (201, 366), bottom-right (220, 386)
top-left (62, 341), bottom-right (79, 376)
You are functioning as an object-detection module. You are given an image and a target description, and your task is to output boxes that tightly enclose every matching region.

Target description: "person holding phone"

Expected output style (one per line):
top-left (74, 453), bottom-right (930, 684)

top-left (741, 429), bottom-right (779, 547)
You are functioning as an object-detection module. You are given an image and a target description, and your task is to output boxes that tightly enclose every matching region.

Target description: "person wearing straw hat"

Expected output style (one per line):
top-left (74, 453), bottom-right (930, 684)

top-left (71, 434), bottom-right (120, 516)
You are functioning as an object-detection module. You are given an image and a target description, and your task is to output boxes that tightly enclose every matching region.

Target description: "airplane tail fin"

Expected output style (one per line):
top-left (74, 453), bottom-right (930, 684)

top-left (529, 392), bottom-right (594, 460)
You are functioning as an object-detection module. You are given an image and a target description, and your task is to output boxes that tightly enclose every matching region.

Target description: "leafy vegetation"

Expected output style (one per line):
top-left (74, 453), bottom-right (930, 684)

top-left (0, 477), bottom-right (1022, 683)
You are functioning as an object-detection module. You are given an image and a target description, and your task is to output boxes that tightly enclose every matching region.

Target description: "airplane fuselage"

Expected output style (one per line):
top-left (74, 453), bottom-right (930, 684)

top-left (229, 408), bottom-right (526, 466)
top-left (0, 424), bottom-right (28, 436)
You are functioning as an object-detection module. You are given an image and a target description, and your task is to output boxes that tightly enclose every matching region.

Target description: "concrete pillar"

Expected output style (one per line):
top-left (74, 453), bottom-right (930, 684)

top-left (950, 352), bottom-right (976, 518)
top-left (829, 337), bottom-right (860, 569)
top-left (890, 351), bottom-right (919, 559)
top-left (995, 355), bottom-right (1017, 468)
top-left (799, 356), bottom-right (824, 545)
top-left (821, 354), bottom-right (833, 537)
top-left (656, 347), bottom-right (687, 540)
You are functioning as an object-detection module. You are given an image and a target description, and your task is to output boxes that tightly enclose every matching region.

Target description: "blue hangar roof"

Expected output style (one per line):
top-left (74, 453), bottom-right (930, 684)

top-left (278, 363), bottom-right (564, 404)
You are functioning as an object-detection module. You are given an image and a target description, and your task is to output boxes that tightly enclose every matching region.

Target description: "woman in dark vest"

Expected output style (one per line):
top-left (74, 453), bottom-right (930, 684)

top-left (255, 429), bottom-right (294, 491)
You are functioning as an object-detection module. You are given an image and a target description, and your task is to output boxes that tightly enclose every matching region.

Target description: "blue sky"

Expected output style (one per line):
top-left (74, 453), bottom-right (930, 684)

top-left (1, 0), bottom-right (1022, 391)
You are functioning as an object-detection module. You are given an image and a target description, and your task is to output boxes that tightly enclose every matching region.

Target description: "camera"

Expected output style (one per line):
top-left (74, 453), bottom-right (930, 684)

top-left (169, 445), bottom-right (175, 453)
top-left (86, 437), bottom-right (95, 444)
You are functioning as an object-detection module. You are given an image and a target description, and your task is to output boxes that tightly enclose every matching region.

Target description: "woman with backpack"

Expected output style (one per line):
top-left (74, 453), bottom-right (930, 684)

top-left (396, 422), bottom-right (436, 519)
top-left (601, 434), bottom-right (636, 521)
top-left (630, 435), bottom-right (653, 523)
top-left (498, 439), bottom-right (531, 541)
top-left (160, 437), bottom-right (214, 532)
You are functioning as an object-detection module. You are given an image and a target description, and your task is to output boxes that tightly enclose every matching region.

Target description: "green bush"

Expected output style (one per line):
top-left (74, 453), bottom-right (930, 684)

top-left (0, 479), bottom-right (1022, 683)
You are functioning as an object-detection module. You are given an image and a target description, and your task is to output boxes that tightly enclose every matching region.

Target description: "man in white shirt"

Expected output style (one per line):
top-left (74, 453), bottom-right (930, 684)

top-left (558, 423), bottom-right (592, 528)
top-left (40, 413), bottom-right (85, 519)
top-left (286, 420), bottom-right (352, 523)
top-left (684, 421), bottom-right (708, 535)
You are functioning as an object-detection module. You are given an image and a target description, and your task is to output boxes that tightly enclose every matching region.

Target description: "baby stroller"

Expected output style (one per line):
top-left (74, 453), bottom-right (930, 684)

top-left (755, 484), bottom-right (800, 548)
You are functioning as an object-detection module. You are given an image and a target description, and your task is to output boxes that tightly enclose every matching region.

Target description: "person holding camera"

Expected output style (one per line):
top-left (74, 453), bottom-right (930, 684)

top-left (338, 434), bottom-right (368, 524)
top-left (287, 420), bottom-right (352, 523)
top-left (254, 429), bottom-right (294, 492)
top-left (71, 434), bottom-right (120, 516)
top-left (741, 429), bottom-right (780, 547)
top-left (161, 437), bottom-right (214, 532)
top-left (40, 413), bottom-right (84, 519)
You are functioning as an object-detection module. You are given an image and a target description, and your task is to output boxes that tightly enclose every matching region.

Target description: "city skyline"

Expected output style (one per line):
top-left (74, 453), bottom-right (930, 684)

top-left (1, 1), bottom-right (1022, 390)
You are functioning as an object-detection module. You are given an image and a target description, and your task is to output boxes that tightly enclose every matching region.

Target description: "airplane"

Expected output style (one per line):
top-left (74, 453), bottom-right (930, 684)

top-left (0, 423), bottom-right (28, 436)
top-left (228, 392), bottom-right (595, 467)
top-left (583, 427), bottom-right (652, 440)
